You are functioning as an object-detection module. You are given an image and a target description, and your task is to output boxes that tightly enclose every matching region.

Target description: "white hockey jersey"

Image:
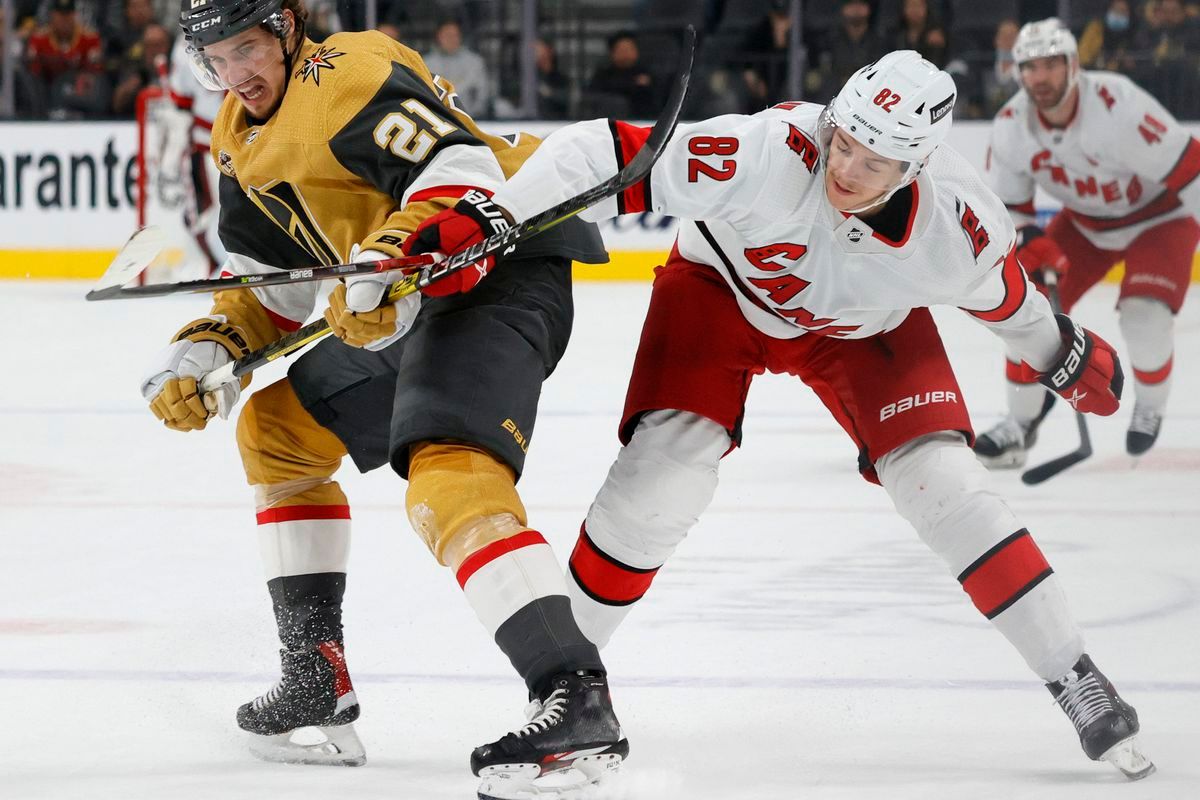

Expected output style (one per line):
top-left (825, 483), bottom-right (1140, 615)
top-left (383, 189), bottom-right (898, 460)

top-left (492, 102), bottom-right (1062, 370)
top-left (988, 71), bottom-right (1200, 250)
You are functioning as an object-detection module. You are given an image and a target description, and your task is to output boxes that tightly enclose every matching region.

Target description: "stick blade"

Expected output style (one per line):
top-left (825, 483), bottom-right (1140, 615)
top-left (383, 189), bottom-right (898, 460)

top-left (1021, 450), bottom-right (1091, 485)
top-left (87, 226), bottom-right (169, 299)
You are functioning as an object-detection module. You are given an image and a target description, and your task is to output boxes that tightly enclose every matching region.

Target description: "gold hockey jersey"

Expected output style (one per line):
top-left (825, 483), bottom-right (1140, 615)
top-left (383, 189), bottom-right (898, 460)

top-left (203, 30), bottom-right (605, 349)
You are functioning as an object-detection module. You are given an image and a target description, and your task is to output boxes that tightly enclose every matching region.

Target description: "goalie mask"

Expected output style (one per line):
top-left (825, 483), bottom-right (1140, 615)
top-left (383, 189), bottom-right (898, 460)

top-left (180, 0), bottom-right (295, 91)
top-left (818, 50), bottom-right (956, 213)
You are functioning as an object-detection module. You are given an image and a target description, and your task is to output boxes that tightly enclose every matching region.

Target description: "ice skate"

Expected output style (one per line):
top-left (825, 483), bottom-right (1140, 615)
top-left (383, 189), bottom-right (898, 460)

top-left (238, 640), bottom-right (365, 767)
top-left (473, 670), bottom-right (628, 799)
top-left (1126, 405), bottom-right (1163, 457)
top-left (1047, 654), bottom-right (1154, 780)
top-left (975, 394), bottom-right (1055, 469)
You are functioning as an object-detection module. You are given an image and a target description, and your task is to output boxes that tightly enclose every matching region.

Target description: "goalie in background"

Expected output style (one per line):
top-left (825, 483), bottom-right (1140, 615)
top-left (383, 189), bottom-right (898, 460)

top-left (137, 34), bottom-right (227, 277)
top-left (169, 32), bottom-right (227, 272)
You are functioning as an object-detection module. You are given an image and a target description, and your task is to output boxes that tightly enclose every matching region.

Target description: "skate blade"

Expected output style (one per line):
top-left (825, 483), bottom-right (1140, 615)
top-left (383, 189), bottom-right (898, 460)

top-left (1100, 735), bottom-right (1155, 781)
top-left (247, 723), bottom-right (366, 767)
top-left (477, 753), bottom-right (624, 799)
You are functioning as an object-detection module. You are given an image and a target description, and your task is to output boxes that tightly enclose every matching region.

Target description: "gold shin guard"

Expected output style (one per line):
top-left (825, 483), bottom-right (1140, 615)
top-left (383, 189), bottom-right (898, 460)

top-left (406, 442), bottom-right (529, 571)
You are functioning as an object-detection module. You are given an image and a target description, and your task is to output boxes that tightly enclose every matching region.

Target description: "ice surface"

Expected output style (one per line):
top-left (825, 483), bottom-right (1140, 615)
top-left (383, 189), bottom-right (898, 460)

top-left (1, 281), bottom-right (1197, 799)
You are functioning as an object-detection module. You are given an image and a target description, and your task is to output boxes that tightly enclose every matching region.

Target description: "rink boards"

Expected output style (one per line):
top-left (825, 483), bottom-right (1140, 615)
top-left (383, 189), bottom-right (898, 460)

top-left (2, 120), bottom-right (1199, 282)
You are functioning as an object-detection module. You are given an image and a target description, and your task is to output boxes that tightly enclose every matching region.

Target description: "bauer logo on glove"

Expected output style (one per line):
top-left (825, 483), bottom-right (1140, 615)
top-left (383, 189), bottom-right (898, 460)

top-left (403, 190), bottom-right (515, 297)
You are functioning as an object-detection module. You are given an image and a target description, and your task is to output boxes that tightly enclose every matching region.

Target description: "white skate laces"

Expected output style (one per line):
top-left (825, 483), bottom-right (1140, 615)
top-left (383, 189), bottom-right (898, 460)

top-left (984, 417), bottom-right (1027, 449)
top-left (251, 680), bottom-right (285, 711)
top-left (1128, 406), bottom-right (1162, 436)
top-left (1055, 670), bottom-right (1114, 731)
top-left (515, 689), bottom-right (568, 737)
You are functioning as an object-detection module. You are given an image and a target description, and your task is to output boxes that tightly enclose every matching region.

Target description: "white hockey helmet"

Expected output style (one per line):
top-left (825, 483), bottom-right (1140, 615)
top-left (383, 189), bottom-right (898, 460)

top-left (1012, 18), bottom-right (1079, 112)
top-left (1012, 18), bottom-right (1078, 66)
top-left (819, 50), bottom-right (956, 209)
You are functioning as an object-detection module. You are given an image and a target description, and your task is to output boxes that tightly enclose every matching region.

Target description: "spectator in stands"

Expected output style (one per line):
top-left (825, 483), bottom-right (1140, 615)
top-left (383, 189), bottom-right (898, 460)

top-left (305, 0), bottom-right (343, 40)
top-left (740, 0), bottom-right (793, 112)
top-left (1078, 0), bottom-right (1139, 72)
top-left (535, 38), bottom-right (569, 119)
top-left (889, 0), bottom-right (947, 66)
top-left (27, 0), bottom-right (103, 86)
top-left (813, 0), bottom-right (884, 101)
top-left (1134, 0), bottom-right (1200, 116)
top-left (424, 18), bottom-right (491, 117)
top-left (978, 17), bottom-right (1021, 116)
top-left (26, 0), bottom-right (108, 118)
top-left (110, 20), bottom-right (169, 116)
top-left (1, 5), bottom-right (45, 117)
top-left (587, 30), bottom-right (658, 118)
top-left (103, 0), bottom-right (153, 74)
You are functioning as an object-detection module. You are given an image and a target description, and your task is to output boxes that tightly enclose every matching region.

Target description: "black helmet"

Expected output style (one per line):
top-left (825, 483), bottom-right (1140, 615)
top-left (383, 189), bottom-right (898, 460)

top-left (180, 0), bottom-right (286, 50)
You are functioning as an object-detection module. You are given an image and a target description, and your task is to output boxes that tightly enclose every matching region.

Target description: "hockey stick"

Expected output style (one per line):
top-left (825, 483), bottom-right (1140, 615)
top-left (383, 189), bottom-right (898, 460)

top-left (196, 26), bottom-right (696, 395)
top-left (1021, 272), bottom-right (1093, 485)
top-left (86, 242), bottom-right (439, 300)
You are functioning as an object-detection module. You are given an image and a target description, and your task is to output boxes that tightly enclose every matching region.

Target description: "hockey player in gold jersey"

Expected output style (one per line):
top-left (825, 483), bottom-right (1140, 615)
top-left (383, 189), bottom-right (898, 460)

top-left (140, 0), bottom-right (628, 792)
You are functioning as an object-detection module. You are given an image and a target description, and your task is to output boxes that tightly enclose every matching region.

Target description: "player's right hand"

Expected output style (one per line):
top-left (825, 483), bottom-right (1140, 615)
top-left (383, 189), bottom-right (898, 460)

top-left (403, 189), bottom-right (514, 297)
top-left (324, 246), bottom-right (421, 351)
top-left (1021, 314), bottom-right (1124, 416)
top-left (1015, 226), bottom-right (1069, 290)
top-left (141, 316), bottom-right (249, 431)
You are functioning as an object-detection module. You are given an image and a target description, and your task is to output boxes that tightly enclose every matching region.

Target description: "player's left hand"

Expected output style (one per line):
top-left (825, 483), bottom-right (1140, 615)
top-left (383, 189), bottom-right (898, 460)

top-left (1015, 226), bottom-right (1069, 291)
top-left (1023, 314), bottom-right (1124, 416)
top-left (403, 189), bottom-right (513, 297)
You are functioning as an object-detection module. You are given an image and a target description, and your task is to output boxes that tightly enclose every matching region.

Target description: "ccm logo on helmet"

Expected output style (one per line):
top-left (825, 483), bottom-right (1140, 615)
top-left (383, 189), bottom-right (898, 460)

top-left (190, 16), bottom-right (222, 31)
top-left (879, 390), bottom-right (958, 421)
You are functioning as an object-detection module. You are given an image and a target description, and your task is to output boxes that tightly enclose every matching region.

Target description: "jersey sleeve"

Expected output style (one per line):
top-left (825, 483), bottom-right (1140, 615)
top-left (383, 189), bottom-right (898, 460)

top-left (956, 245), bottom-right (1061, 370)
top-left (324, 40), bottom-right (506, 258)
top-left (985, 119), bottom-right (1037, 228)
top-left (1111, 79), bottom-right (1200, 211)
top-left (490, 113), bottom-right (793, 226)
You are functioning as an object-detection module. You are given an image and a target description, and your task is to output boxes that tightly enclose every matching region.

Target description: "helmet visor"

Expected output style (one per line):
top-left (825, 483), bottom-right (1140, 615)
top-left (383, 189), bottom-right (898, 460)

top-left (186, 33), bottom-right (283, 91)
top-left (817, 109), bottom-right (916, 194)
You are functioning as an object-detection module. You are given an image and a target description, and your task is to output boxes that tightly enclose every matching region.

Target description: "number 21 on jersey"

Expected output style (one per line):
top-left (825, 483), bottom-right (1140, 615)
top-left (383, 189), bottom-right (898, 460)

top-left (687, 136), bottom-right (738, 182)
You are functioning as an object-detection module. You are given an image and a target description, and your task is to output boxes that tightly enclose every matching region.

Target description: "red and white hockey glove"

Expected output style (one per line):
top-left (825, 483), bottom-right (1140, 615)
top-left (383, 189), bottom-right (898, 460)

top-left (402, 189), bottom-right (514, 297)
top-left (1022, 314), bottom-right (1124, 416)
top-left (1015, 226), bottom-right (1069, 292)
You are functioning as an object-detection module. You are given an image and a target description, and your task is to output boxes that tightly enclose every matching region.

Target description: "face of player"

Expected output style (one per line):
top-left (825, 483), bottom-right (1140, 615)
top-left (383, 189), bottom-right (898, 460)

top-left (823, 128), bottom-right (907, 213)
top-left (200, 21), bottom-right (290, 118)
top-left (1019, 55), bottom-right (1072, 111)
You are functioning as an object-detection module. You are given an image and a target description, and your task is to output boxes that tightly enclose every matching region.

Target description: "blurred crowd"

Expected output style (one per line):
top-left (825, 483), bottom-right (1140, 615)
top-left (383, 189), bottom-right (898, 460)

top-left (2, 0), bottom-right (1198, 121)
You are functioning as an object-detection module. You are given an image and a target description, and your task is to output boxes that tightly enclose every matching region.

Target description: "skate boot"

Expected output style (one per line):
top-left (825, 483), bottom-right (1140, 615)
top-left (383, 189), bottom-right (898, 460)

top-left (1126, 405), bottom-right (1163, 456)
top-left (473, 670), bottom-right (629, 799)
top-left (975, 393), bottom-right (1055, 468)
top-left (1047, 654), bottom-right (1154, 780)
top-left (237, 640), bottom-right (365, 766)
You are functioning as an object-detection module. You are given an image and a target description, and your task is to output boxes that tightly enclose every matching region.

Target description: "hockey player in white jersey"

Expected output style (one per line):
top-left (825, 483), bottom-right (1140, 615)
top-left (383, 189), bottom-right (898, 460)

top-left (977, 18), bottom-right (1200, 463)
top-left (407, 51), bottom-right (1153, 780)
